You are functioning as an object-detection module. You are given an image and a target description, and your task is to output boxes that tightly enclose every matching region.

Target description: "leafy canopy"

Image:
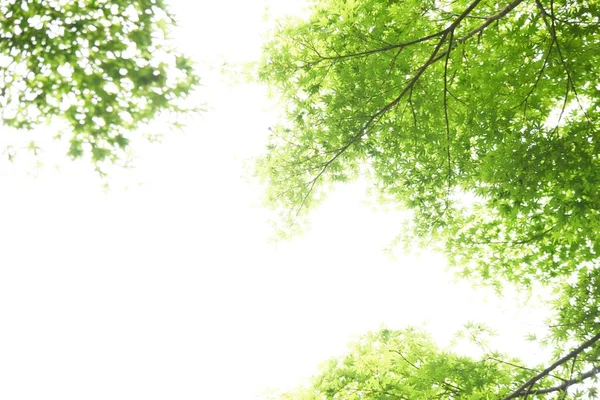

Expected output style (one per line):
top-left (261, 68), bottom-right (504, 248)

top-left (0, 0), bottom-right (198, 165)
top-left (257, 0), bottom-right (600, 291)
top-left (256, 0), bottom-right (600, 397)
top-left (282, 327), bottom-right (600, 400)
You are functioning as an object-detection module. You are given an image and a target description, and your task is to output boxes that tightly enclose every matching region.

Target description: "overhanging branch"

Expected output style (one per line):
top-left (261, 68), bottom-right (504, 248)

top-left (502, 332), bottom-right (600, 400)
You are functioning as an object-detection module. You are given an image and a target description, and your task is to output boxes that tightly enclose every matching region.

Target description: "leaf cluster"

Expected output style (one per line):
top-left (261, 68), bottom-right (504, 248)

top-left (0, 0), bottom-right (199, 164)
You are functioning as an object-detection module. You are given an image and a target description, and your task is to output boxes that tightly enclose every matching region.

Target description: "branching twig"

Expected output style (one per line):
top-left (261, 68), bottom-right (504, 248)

top-left (535, 0), bottom-right (593, 129)
top-left (502, 332), bottom-right (600, 400)
top-left (521, 366), bottom-right (600, 398)
top-left (307, 28), bottom-right (447, 64)
top-left (443, 28), bottom-right (454, 213)
top-left (485, 356), bottom-right (565, 381)
top-left (390, 349), bottom-right (420, 370)
top-left (516, 33), bottom-right (553, 110)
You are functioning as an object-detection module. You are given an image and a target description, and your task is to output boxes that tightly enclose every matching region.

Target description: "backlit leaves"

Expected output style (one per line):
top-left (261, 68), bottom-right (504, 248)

top-left (0, 0), bottom-right (199, 164)
top-left (283, 328), bottom-right (578, 400)
top-left (257, 0), bottom-right (600, 288)
top-left (257, 0), bottom-right (600, 396)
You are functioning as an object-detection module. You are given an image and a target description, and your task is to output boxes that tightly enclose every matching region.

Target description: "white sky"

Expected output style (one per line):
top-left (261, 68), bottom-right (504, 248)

top-left (0, 1), bottom-right (550, 399)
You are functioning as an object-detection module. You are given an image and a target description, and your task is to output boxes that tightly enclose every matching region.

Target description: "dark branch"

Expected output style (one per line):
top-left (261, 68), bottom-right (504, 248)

top-left (502, 332), bottom-right (600, 400)
top-left (521, 366), bottom-right (600, 397)
top-left (308, 28), bottom-right (447, 64)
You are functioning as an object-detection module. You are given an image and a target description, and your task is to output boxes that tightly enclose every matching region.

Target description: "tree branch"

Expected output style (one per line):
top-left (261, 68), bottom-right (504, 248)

top-left (519, 366), bottom-right (600, 397)
top-left (502, 332), bottom-right (600, 400)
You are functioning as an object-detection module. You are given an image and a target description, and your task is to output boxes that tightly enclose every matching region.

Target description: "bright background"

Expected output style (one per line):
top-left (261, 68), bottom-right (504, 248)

top-left (0, 1), bottom-right (549, 399)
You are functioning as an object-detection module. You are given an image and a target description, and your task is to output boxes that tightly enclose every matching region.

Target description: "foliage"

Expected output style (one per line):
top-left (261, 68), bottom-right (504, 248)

top-left (256, 0), bottom-right (600, 397)
top-left (0, 0), bottom-right (198, 165)
top-left (286, 328), bottom-right (520, 399)
top-left (282, 327), bottom-right (600, 400)
top-left (257, 0), bottom-right (600, 288)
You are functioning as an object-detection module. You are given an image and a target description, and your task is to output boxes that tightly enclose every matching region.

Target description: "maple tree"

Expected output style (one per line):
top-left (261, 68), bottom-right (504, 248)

top-left (256, 0), bottom-right (600, 397)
